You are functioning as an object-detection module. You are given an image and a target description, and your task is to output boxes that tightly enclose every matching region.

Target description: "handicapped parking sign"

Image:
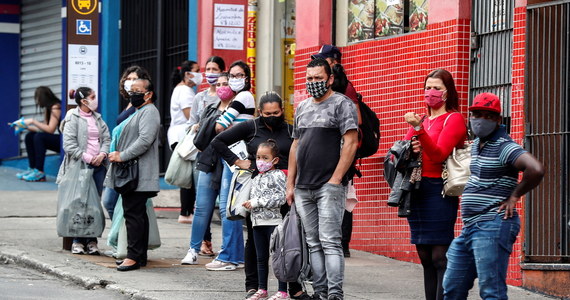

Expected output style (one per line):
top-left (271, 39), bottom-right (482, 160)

top-left (76, 19), bottom-right (92, 35)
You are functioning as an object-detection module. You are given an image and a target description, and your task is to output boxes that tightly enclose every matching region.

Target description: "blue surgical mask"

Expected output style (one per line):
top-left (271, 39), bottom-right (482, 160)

top-left (470, 118), bottom-right (498, 138)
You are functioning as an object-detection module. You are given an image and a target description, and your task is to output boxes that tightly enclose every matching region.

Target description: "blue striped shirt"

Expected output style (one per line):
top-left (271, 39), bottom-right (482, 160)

top-left (461, 125), bottom-right (526, 226)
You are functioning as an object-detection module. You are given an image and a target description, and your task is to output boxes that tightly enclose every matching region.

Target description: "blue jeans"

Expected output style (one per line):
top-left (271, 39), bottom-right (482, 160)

top-left (190, 161), bottom-right (244, 264)
top-left (295, 183), bottom-right (346, 299)
top-left (102, 187), bottom-right (120, 220)
top-left (443, 215), bottom-right (520, 300)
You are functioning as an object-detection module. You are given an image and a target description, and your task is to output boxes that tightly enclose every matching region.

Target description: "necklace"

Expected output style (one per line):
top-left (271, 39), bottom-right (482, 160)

top-left (426, 113), bottom-right (444, 131)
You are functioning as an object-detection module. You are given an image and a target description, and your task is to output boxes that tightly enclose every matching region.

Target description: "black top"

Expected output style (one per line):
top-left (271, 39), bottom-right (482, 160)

top-left (116, 106), bottom-right (137, 125)
top-left (211, 117), bottom-right (293, 171)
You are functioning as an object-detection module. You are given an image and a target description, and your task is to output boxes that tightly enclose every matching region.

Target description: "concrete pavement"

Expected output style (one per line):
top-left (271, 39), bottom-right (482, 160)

top-left (0, 166), bottom-right (557, 300)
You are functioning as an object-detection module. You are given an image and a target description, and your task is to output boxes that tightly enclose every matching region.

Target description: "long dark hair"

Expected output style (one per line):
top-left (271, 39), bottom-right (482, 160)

top-left (228, 60), bottom-right (251, 92)
top-left (171, 60), bottom-right (198, 88)
top-left (34, 86), bottom-right (60, 125)
top-left (119, 65), bottom-right (151, 99)
top-left (425, 69), bottom-right (459, 112)
top-left (258, 91), bottom-right (283, 110)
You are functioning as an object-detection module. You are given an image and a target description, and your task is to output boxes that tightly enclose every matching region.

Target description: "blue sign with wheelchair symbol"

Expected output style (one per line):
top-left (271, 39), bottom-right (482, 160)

top-left (76, 19), bottom-right (92, 35)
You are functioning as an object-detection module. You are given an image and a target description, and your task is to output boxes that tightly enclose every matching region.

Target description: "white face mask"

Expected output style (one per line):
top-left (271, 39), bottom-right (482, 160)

top-left (124, 80), bottom-right (134, 93)
top-left (189, 72), bottom-right (203, 86)
top-left (229, 77), bottom-right (246, 92)
top-left (84, 98), bottom-right (98, 112)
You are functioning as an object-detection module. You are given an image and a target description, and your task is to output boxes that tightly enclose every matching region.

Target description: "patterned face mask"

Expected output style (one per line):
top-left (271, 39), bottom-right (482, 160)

top-left (306, 80), bottom-right (328, 99)
top-left (256, 158), bottom-right (276, 173)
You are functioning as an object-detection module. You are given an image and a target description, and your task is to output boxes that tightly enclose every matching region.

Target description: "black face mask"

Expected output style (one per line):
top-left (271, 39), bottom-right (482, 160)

top-left (129, 92), bottom-right (146, 108)
top-left (261, 115), bottom-right (285, 128)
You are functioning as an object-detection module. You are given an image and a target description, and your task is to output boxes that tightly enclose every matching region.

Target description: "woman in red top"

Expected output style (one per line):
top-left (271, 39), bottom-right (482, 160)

top-left (403, 69), bottom-right (467, 300)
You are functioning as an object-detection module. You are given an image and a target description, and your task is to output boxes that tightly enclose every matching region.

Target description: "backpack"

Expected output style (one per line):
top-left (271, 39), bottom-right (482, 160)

top-left (270, 204), bottom-right (311, 284)
top-left (355, 93), bottom-right (380, 159)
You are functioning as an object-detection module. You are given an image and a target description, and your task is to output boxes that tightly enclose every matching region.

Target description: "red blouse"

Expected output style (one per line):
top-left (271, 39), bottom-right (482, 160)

top-left (404, 112), bottom-right (467, 178)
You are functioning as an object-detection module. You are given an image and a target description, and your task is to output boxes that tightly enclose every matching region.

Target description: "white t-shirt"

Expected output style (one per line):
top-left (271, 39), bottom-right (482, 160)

top-left (168, 85), bottom-right (195, 146)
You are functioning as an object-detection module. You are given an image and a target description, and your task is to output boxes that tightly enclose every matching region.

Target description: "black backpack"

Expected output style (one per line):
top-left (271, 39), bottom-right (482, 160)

top-left (355, 93), bottom-right (380, 159)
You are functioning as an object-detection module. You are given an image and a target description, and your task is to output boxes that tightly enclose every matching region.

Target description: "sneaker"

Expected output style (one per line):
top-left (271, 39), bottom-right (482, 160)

top-left (327, 295), bottom-right (342, 300)
top-left (23, 169), bottom-right (46, 182)
top-left (205, 259), bottom-right (236, 271)
top-left (181, 248), bottom-right (198, 265)
top-left (71, 242), bottom-right (85, 254)
top-left (268, 291), bottom-right (290, 300)
top-left (86, 241), bottom-right (100, 255)
top-left (246, 289), bottom-right (268, 300)
top-left (245, 289), bottom-right (258, 299)
top-left (16, 168), bottom-right (33, 180)
top-left (236, 263), bottom-right (245, 269)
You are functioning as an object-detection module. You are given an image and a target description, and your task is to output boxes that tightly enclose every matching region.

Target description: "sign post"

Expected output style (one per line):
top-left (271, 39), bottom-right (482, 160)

top-left (66, 0), bottom-right (99, 106)
top-left (62, 0), bottom-right (99, 250)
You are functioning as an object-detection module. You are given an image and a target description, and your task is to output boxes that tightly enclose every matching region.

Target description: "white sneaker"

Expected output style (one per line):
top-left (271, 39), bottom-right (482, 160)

top-left (181, 248), bottom-right (198, 265)
top-left (205, 259), bottom-right (237, 271)
top-left (71, 242), bottom-right (85, 254)
top-left (86, 241), bottom-right (100, 255)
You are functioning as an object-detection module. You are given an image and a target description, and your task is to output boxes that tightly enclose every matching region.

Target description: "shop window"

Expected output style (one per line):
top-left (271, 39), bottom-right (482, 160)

top-left (347, 0), bottom-right (428, 43)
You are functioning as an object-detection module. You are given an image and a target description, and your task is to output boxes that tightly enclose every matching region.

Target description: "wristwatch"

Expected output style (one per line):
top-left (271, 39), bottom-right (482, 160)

top-left (414, 125), bottom-right (422, 131)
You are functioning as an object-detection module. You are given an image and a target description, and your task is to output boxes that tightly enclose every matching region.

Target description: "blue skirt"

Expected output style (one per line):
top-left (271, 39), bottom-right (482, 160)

top-left (407, 177), bottom-right (459, 245)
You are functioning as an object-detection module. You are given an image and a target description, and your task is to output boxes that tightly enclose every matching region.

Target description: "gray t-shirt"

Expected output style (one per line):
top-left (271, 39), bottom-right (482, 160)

top-left (292, 92), bottom-right (358, 189)
top-left (189, 90), bottom-right (220, 127)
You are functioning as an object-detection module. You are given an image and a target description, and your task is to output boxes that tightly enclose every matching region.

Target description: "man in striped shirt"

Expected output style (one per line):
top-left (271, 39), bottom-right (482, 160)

top-left (443, 93), bottom-right (544, 300)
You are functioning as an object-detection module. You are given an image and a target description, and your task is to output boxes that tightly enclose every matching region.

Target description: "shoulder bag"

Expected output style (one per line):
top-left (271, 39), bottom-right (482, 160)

top-left (114, 159), bottom-right (139, 194)
top-left (441, 113), bottom-right (471, 196)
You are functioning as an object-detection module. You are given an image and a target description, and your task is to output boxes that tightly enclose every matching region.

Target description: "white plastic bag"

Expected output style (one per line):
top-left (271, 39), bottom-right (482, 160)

top-left (56, 159), bottom-right (105, 237)
top-left (165, 134), bottom-right (194, 189)
top-left (176, 130), bottom-right (199, 161)
top-left (226, 169), bottom-right (253, 220)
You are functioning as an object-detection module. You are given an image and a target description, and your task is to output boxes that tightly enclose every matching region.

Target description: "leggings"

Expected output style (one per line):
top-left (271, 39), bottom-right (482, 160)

top-left (24, 131), bottom-right (60, 172)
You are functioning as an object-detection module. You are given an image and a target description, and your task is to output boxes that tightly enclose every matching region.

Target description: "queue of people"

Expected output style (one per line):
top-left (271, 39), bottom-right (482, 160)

top-left (10, 44), bottom-right (544, 300)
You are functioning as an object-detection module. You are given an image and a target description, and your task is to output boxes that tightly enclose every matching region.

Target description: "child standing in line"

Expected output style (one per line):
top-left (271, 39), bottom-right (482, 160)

top-left (243, 139), bottom-right (289, 300)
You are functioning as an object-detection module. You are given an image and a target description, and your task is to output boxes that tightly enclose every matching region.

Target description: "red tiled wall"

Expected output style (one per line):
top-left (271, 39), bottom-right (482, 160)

top-left (294, 18), bottom-right (472, 263)
top-left (506, 5), bottom-right (528, 287)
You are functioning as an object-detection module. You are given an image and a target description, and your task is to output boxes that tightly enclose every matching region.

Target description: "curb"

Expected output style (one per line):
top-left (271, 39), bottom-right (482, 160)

top-left (0, 248), bottom-right (156, 300)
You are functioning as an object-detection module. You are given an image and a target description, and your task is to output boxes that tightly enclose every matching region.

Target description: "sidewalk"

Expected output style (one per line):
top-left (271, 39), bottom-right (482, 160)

top-left (0, 166), bottom-right (556, 300)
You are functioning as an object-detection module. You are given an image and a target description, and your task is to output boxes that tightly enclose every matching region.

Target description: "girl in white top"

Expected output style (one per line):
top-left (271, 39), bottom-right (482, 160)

top-left (167, 60), bottom-right (201, 149)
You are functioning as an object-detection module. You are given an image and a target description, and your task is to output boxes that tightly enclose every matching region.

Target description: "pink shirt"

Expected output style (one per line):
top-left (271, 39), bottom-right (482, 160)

top-left (79, 109), bottom-right (100, 164)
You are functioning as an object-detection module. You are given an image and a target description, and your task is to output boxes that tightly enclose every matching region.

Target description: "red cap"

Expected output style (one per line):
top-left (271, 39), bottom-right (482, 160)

top-left (469, 93), bottom-right (501, 114)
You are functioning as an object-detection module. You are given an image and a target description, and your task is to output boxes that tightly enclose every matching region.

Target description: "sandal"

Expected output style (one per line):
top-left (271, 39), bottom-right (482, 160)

top-left (199, 240), bottom-right (215, 256)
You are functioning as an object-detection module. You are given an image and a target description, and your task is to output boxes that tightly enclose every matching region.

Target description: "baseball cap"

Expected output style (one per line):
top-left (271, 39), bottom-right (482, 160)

top-left (469, 93), bottom-right (502, 114)
top-left (311, 45), bottom-right (342, 62)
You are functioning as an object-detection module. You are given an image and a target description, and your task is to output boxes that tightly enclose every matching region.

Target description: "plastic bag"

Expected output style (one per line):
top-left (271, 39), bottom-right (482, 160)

top-left (107, 196), bottom-right (161, 259)
top-left (226, 169), bottom-right (253, 220)
top-left (176, 130), bottom-right (199, 161)
top-left (56, 159), bottom-right (105, 237)
top-left (165, 132), bottom-right (194, 189)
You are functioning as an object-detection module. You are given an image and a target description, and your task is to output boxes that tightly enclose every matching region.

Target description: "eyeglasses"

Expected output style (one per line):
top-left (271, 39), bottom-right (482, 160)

top-left (128, 91), bottom-right (149, 96)
top-left (229, 73), bottom-right (246, 79)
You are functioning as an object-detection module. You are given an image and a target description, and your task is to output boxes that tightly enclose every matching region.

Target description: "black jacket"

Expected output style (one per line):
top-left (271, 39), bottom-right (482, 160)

top-left (211, 117), bottom-right (293, 172)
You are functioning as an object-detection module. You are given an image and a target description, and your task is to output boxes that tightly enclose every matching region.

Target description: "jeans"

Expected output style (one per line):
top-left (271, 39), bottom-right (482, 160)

top-left (253, 225), bottom-right (287, 292)
top-left (24, 131), bottom-right (61, 172)
top-left (102, 187), bottom-right (120, 220)
top-left (443, 215), bottom-right (520, 300)
top-left (190, 161), bottom-right (244, 264)
top-left (295, 183), bottom-right (346, 299)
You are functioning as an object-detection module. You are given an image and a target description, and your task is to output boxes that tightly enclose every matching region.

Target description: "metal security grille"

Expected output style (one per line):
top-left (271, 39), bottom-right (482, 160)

top-left (121, 0), bottom-right (188, 171)
top-left (525, 1), bottom-right (570, 262)
top-left (470, 0), bottom-right (514, 129)
top-left (19, 0), bottom-right (62, 155)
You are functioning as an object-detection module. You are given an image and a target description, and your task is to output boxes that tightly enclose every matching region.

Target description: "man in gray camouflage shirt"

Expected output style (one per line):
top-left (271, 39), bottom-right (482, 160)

top-left (286, 58), bottom-right (358, 300)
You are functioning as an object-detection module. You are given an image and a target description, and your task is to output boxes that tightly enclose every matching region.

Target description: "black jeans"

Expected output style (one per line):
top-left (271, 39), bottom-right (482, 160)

top-left (122, 191), bottom-right (156, 263)
top-left (253, 225), bottom-right (288, 292)
top-left (24, 131), bottom-right (60, 172)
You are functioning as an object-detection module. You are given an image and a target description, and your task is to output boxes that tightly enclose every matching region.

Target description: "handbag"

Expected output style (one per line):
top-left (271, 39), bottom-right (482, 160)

top-left (176, 129), bottom-right (199, 161)
top-left (442, 141), bottom-right (472, 196)
top-left (165, 134), bottom-right (194, 189)
top-left (56, 159), bottom-right (106, 237)
top-left (226, 169), bottom-right (253, 220)
top-left (113, 159), bottom-right (139, 194)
